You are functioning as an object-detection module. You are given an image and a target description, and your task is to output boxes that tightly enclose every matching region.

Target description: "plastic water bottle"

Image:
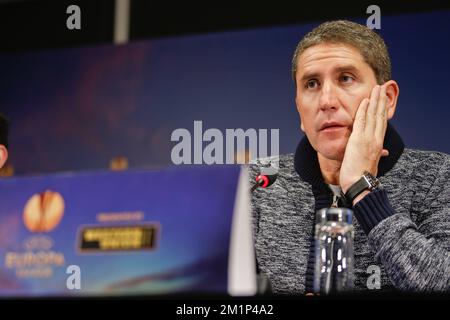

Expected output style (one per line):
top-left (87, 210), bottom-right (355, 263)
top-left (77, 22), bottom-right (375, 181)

top-left (314, 208), bottom-right (354, 294)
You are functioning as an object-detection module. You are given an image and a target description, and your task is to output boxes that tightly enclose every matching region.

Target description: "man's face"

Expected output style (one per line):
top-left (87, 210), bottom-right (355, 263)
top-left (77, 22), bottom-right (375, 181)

top-left (295, 43), bottom-right (379, 161)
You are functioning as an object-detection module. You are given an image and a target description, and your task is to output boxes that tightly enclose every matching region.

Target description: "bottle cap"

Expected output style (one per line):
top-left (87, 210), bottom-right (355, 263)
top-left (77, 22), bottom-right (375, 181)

top-left (316, 207), bottom-right (353, 224)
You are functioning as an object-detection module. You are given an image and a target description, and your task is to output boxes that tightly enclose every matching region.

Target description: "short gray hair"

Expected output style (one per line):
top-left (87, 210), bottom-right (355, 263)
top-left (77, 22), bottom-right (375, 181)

top-left (292, 20), bottom-right (391, 85)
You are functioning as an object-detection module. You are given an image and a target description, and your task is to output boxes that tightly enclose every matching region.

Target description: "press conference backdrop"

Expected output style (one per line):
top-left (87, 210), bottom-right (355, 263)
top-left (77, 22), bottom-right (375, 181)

top-left (1, 10), bottom-right (449, 175)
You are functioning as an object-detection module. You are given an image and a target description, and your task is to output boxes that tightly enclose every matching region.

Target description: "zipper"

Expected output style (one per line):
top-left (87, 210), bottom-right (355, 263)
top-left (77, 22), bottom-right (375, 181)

top-left (331, 194), bottom-right (339, 208)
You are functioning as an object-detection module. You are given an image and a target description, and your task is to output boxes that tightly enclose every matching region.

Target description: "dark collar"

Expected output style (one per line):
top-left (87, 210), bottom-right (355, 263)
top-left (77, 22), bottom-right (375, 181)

top-left (294, 123), bottom-right (405, 188)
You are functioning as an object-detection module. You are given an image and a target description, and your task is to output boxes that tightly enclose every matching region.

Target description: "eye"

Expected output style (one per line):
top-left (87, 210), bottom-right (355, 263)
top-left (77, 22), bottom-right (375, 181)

top-left (305, 79), bottom-right (319, 89)
top-left (340, 74), bottom-right (354, 84)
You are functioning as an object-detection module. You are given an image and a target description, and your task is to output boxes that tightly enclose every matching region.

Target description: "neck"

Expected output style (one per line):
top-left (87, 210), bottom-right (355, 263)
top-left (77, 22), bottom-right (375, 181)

top-left (317, 153), bottom-right (342, 185)
top-left (294, 124), bottom-right (405, 188)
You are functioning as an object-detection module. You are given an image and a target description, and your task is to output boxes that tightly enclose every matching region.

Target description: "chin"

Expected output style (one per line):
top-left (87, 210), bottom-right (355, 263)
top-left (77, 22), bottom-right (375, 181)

top-left (315, 139), bottom-right (347, 161)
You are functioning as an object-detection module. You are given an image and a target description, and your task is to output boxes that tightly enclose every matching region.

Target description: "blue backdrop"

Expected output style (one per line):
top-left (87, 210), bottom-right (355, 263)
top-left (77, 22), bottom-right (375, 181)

top-left (1, 10), bottom-right (449, 174)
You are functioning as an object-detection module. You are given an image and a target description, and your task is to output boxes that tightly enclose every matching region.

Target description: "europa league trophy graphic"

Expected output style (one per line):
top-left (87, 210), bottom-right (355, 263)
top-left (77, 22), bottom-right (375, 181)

top-left (23, 190), bottom-right (65, 233)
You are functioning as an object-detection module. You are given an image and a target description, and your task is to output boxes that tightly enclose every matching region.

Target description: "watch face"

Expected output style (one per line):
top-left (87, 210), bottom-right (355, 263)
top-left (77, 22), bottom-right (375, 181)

top-left (363, 172), bottom-right (380, 189)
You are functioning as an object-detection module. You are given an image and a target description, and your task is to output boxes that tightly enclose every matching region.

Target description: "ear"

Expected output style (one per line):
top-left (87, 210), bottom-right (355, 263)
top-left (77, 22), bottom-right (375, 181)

top-left (295, 96), bottom-right (306, 132)
top-left (0, 145), bottom-right (8, 169)
top-left (384, 80), bottom-right (399, 120)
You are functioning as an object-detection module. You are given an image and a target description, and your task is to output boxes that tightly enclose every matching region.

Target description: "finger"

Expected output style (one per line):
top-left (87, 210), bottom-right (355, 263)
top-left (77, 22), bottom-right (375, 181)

top-left (375, 84), bottom-right (388, 140)
top-left (365, 85), bottom-right (381, 134)
top-left (381, 149), bottom-right (389, 157)
top-left (353, 98), bottom-right (370, 134)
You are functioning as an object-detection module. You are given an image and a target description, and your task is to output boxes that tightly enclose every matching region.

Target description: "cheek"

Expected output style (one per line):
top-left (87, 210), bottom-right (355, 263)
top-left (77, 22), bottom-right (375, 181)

top-left (297, 104), bottom-right (313, 125)
top-left (347, 83), bottom-right (376, 110)
top-left (298, 110), bottom-right (316, 136)
top-left (297, 95), bottom-right (320, 134)
top-left (297, 94), bottom-right (316, 116)
top-left (349, 100), bottom-right (361, 119)
top-left (339, 89), bottom-right (366, 118)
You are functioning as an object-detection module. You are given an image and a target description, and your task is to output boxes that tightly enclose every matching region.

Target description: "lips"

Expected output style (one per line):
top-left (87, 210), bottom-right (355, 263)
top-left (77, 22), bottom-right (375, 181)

top-left (319, 121), bottom-right (347, 131)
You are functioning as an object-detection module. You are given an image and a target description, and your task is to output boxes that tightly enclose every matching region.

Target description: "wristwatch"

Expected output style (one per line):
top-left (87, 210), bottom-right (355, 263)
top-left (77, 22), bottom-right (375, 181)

top-left (344, 171), bottom-right (380, 204)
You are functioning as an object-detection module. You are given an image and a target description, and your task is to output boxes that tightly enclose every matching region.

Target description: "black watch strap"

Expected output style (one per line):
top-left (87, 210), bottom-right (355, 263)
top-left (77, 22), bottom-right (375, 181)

top-left (344, 172), bottom-right (380, 203)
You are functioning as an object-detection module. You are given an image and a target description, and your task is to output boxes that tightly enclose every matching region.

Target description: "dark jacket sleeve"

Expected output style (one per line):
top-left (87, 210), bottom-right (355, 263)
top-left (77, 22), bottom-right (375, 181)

top-left (353, 155), bottom-right (450, 291)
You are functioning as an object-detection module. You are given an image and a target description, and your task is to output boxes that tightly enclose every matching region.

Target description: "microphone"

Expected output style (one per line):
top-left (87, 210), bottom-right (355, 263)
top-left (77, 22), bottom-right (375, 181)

top-left (249, 160), bottom-right (276, 294)
top-left (250, 161), bottom-right (278, 193)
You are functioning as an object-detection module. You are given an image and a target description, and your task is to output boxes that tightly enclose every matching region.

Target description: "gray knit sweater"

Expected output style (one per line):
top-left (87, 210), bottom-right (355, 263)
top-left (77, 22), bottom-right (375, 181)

top-left (249, 130), bottom-right (450, 293)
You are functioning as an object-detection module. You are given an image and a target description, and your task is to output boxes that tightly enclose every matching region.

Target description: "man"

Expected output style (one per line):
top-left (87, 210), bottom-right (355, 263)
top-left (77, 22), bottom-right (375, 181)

top-left (0, 114), bottom-right (8, 169)
top-left (250, 20), bottom-right (450, 293)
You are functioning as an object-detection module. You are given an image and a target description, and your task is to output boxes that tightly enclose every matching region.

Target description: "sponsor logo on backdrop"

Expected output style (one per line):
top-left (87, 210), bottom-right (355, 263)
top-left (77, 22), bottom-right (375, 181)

top-left (3, 191), bottom-right (66, 279)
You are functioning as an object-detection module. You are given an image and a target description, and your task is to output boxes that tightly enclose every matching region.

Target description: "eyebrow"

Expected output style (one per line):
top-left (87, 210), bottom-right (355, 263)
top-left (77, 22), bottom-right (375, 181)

top-left (299, 65), bottom-right (360, 82)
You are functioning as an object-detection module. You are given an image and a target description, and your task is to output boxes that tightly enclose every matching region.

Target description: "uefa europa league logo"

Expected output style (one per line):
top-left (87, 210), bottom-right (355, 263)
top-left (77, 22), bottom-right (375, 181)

top-left (23, 191), bottom-right (65, 233)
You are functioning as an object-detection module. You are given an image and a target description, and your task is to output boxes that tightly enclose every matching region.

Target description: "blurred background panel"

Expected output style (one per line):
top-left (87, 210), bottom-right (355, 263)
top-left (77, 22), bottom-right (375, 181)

top-left (1, 0), bottom-right (449, 175)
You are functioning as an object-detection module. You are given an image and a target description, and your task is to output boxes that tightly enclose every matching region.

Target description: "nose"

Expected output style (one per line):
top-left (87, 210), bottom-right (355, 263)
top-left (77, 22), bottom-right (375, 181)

top-left (319, 80), bottom-right (339, 111)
